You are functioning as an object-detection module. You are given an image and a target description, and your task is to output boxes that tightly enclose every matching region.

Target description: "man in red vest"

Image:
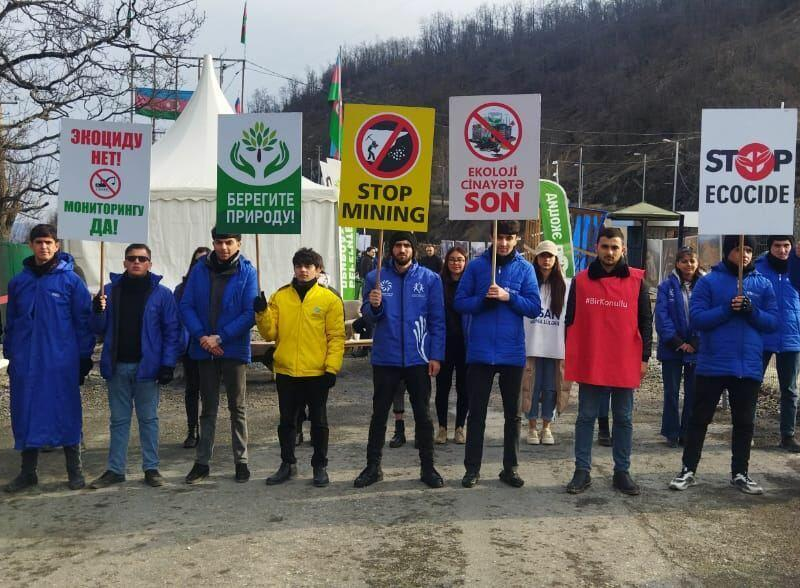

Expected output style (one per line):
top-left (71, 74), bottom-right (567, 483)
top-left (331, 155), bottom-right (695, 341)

top-left (564, 227), bottom-right (652, 495)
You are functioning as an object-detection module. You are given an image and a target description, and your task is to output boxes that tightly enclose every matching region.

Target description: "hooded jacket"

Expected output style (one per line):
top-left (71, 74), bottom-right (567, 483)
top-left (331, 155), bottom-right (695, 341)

top-left (454, 248), bottom-right (541, 367)
top-left (91, 272), bottom-right (182, 380)
top-left (361, 259), bottom-right (445, 367)
top-left (4, 252), bottom-right (94, 449)
top-left (655, 269), bottom-right (703, 362)
top-left (179, 253), bottom-right (258, 363)
top-left (754, 253), bottom-right (800, 353)
top-left (691, 261), bottom-right (778, 379)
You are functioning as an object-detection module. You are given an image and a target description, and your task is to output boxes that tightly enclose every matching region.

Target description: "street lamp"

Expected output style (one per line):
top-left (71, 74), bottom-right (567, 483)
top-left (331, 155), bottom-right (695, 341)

top-left (633, 152), bottom-right (647, 203)
top-left (662, 138), bottom-right (680, 211)
top-left (551, 160), bottom-right (559, 183)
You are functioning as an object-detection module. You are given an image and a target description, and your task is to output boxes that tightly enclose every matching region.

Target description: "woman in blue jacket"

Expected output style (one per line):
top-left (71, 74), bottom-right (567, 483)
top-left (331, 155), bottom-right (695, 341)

top-left (655, 247), bottom-right (703, 447)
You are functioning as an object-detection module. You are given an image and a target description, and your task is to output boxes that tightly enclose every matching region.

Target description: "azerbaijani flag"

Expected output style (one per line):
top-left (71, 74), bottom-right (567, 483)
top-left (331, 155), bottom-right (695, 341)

top-left (241, 2), bottom-right (247, 45)
top-left (234, 97), bottom-right (242, 114)
top-left (327, 55), bottom-right (342, 159)
top-left (135, 88), bottom-right (193, 120)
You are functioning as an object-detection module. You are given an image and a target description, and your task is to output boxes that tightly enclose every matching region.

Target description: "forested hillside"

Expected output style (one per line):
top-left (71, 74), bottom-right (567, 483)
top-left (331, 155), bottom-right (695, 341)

top-left (257, 0), bottom-right (800, 233)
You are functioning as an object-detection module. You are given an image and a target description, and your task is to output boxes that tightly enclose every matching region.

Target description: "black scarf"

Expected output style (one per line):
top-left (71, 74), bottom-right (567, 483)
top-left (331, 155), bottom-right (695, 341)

top-left (723, 258), bottom-right (755, 275)
top-left (767, 253), bottom-right (788, 274)
top-left (24, 255), bottom-right (59, 277)
top-left (207, 251), bottom-right (240, 274)
top-left (292, 278), bottom-right (316, 301)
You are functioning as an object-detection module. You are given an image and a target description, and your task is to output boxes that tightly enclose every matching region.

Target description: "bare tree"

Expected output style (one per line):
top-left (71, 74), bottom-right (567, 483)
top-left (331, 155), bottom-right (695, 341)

top-left (0, 0), bottom-right (204, 238)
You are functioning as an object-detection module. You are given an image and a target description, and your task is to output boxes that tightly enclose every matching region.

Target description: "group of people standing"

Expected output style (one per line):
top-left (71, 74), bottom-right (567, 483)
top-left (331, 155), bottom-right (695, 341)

top-left (2, 221), bottom-right (794, 498)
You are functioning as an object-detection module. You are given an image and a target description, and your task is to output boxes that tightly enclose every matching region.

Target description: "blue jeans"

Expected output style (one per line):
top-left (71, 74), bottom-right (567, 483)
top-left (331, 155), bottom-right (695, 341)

top-left (763, 351), bottom-right (800, 437)
top-left (574, 385), bottom-right (634, 472)
top-left (107, 363), bottom-right (160, 474)
top-left (660, 360), bottom-right (696, 442)
top-left (526, 357), bottom-right (556, 421)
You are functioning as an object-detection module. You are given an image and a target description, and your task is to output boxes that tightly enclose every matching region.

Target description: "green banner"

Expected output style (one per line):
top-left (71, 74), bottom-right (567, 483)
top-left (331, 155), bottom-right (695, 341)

top-left (539, 179), bottom-right (575, 278)
top-left (216, 114), bottom-right (302, 234)
top-left (339, 226), bottom-right (358, 300)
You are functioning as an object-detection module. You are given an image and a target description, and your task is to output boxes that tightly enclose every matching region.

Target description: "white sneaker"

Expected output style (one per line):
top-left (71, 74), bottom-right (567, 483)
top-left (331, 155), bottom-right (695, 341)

top-left (527, 428), bottom-right (540, 445)
top-left (541, 427), bottom-right (555, 445)
top-left (669, 467), bottom-right (696, 491)
top-left (731, 473), bottom-right (764, 495)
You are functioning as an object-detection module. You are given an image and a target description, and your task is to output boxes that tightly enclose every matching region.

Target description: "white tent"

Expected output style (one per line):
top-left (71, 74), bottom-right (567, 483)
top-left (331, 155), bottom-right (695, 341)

top-left (66, 55), bottom-right (340, 295)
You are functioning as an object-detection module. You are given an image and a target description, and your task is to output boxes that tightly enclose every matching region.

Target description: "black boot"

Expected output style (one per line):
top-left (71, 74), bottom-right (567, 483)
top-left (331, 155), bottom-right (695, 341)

top-left (63, 445), bottom-right (85, 490)
top-left (265, 462), bottom-right (297, 485)
top-left (4, 449), bottom-right (39, 493)
top-left (354, 464), bottom-right (383, 488)
top-left (597, 418), bottom-right (612, 447)
top-left (420, 464), bottom-right (444, 488)
top-left (182, 427), bottom-right (198, 449)
top-left (389, 419), bottom-right (406, 448)
top-left (312, 466), bottom-right (330, 487)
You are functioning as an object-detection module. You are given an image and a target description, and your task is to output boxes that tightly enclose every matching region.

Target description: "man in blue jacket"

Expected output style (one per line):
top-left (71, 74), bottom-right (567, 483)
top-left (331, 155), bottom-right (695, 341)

top-left (88, 244), bottom-right (182, 489)
top-left (179, 228), bottom-right (258, 484)
top-left (455, 220), bottom-right (541, 488)
top-left (353, 231), bottom-right (446, 489)
top-left (3, 224), bottom-right (94, 493)
top-left (670, 235), bottom-right (778, 495)
top-left (755, 236), bottom-right (800, 452)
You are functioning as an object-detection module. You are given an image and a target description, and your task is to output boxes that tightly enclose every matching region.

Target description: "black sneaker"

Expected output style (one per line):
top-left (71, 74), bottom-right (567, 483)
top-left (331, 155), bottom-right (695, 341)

top-left (144, 469), bottom-right (165, 487)
top-left (597, 430), bottom-right (612, 447)
top-left (780, 436), bottom-right (800, 453)
top-left (612, 471), bottom-right (641, 496)
top-left (499, 468), bottom-right (525, 488)
top-left (90, 470), bottom-right (126, 489)
top-left (4, 473), bottom-right (38, 493)
top-left (353, 464), bottom-right (383, 488)
top-left (67, 470), bottom-right (86, 490)
top-left (420, 466), bottom-right (444, 488)
top-left (265, 462), bottom-right (296, 486)
top-left (235, 463), bottom-right (251, 483)
top-left (566, 469), bottom-right (592, 494)
top-left (461, 470), bottom-right (480, 488)
top-left (731, 473), bottom-right (764, 495)
top-left (185, 463), bottom-right (210, 485)
top-left (182, 431), bottom-right (198, 449)
top-left (668, 467), bottom-right (697, 491)
top-left (389, 421), bottom-right (406, 448)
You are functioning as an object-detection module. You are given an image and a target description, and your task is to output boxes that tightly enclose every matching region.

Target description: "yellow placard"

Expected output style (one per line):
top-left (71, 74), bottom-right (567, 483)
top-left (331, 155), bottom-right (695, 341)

top-left (339, 104), bottom-right (435, 231)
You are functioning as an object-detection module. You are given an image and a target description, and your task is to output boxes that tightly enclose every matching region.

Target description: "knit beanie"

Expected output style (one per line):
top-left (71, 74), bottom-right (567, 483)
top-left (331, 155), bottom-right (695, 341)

top-left (388, 231), bottom-right (417, 256)
top-left (722, 235), bottom-right (757, 259)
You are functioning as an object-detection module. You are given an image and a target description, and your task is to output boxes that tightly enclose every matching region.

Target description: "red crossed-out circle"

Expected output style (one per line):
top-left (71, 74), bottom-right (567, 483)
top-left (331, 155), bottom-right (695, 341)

top-left (464, 102), bottom-right (522, 162)
top-left (355, 113), bottom-right (420, 180)
top-left (735, 143), bottom-right (775, 181)
top-left (89, 168), bottom-right (121, 200)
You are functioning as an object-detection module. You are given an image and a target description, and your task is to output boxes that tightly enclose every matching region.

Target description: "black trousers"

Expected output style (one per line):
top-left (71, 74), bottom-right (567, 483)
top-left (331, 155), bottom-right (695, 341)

top-left (464, 363), bottom-right (523, 472)
top-left (435, 359), bottom-right (468, 428)
top-left (276, 374), bottom-right (329, 467)
top-left (681, 375), bottom-right (759, 476)
top-left (183, 356), bottom-right (201, 429)
top-left (367, 365), bottom-right (434, 467)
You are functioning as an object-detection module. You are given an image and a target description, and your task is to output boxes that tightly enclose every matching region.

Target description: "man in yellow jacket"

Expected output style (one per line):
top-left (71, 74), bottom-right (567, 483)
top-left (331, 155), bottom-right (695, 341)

top-left (255, 248), bottom-right (345, 487)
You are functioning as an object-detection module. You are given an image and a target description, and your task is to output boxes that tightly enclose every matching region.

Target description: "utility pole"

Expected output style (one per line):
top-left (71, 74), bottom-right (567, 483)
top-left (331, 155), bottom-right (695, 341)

top-left (578, 146), bottom-right (583, 207)
top-left (663, 138), bottom-right (680, 211)
top-left (634, 152), bottom-right (647, 202)
top-left (552, 160), bottom-right (559, 184)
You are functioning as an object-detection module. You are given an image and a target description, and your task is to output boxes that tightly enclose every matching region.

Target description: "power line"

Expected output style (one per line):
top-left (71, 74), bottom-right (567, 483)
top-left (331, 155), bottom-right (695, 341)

top-left (246, 60), bottom-right (306, 85)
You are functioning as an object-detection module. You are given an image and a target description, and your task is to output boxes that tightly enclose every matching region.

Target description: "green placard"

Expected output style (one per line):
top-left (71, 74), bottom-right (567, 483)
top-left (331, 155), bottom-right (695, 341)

top-left (216, 113), bottom-right (302, 234)
top-left (539, 179), bottom-right (575, 278)
top-left (339, 226), bottom-right (358, 300)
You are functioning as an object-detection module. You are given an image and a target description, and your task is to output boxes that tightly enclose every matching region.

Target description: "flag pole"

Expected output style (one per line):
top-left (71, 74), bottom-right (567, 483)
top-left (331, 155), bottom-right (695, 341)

top-left (375, 229), bottom-right (384, 284)
top-left (98, 241), bottom-right (105, 296)
top-left (491, 219), bottom-right (498, 285)
top-left (737, 234), bottom-right (744, 296)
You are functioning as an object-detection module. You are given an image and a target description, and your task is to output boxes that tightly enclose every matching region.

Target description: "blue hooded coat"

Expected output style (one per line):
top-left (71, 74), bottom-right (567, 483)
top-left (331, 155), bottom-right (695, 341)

top-left (454, 248), bottom-right (541, 367)
top-left (4, 252), bottom-right (94, 450)
top-left (361, 259), bottom-right (446, 367)
top-left (179, 254), bottom-right (257, 363)
top-left (655, 270), bottom-right (701, 363)
top-left (691, 261), bottom-right (778, 380)
top-left (91, 272), bottom-right (182, 380)
top-left (754, 253), bottom-right (800, 353)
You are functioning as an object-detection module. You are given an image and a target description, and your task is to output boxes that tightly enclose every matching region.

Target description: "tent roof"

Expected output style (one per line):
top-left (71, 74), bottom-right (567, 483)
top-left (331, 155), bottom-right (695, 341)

top-left (150, 54), bottom-right (233, 191)
top-left (151, 176), bottom-right (337, 203)
top-left (608, 202), bottom-right (682, 221)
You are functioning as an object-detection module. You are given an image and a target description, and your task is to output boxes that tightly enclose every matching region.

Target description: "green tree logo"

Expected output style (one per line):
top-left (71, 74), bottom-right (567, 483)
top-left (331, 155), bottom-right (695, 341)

top-left (230, 121), bottom-right (290, 179)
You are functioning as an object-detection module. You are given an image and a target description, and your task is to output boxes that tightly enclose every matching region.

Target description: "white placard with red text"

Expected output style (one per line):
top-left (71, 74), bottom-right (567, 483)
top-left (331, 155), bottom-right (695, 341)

top-left (58, 119), bottom-right (151, 243)
top-left (449, 94), bottom-right (541, 220)
top-left (699, 108), bottom-right (796, 235)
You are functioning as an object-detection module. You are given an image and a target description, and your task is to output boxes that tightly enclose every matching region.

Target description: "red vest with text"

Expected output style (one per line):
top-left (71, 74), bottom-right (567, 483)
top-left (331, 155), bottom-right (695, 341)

top-left (565, 267), bottom-right (644, 389)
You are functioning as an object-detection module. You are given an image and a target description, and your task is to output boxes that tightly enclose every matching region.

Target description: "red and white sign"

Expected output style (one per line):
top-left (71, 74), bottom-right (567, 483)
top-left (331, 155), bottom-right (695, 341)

top-left (449, 94), bottom-right (541, 220)
top-left (355, 113), bottom-right (420, 180)
top-left (57, 119), bottom-right (151, 243)
top-left (699, 108), bottom-right (797, 235)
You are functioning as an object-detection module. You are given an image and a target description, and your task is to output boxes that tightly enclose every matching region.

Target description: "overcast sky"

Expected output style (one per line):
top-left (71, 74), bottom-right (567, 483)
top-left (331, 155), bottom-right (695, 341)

top-left (189, 0), bottom-right (498, 106)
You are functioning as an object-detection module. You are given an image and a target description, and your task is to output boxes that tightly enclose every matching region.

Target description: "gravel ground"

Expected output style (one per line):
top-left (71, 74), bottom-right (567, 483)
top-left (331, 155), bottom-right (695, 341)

top-left (1, 356), bottom-right (799, 586)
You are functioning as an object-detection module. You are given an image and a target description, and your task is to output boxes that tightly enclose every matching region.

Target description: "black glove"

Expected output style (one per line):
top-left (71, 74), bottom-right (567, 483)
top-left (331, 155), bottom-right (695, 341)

top-left (253, 291), bottom-right (267, 313)
top-left (733, 296), bottom-right (753, 313)
top-left (79, 357), bottom-right (93, 385)
top-left (324, 372), bottom-right (336, 389)
top-left (92, 294), bottom-right (105, 314)
top-left (157, 366), bottom-right (174, 385)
